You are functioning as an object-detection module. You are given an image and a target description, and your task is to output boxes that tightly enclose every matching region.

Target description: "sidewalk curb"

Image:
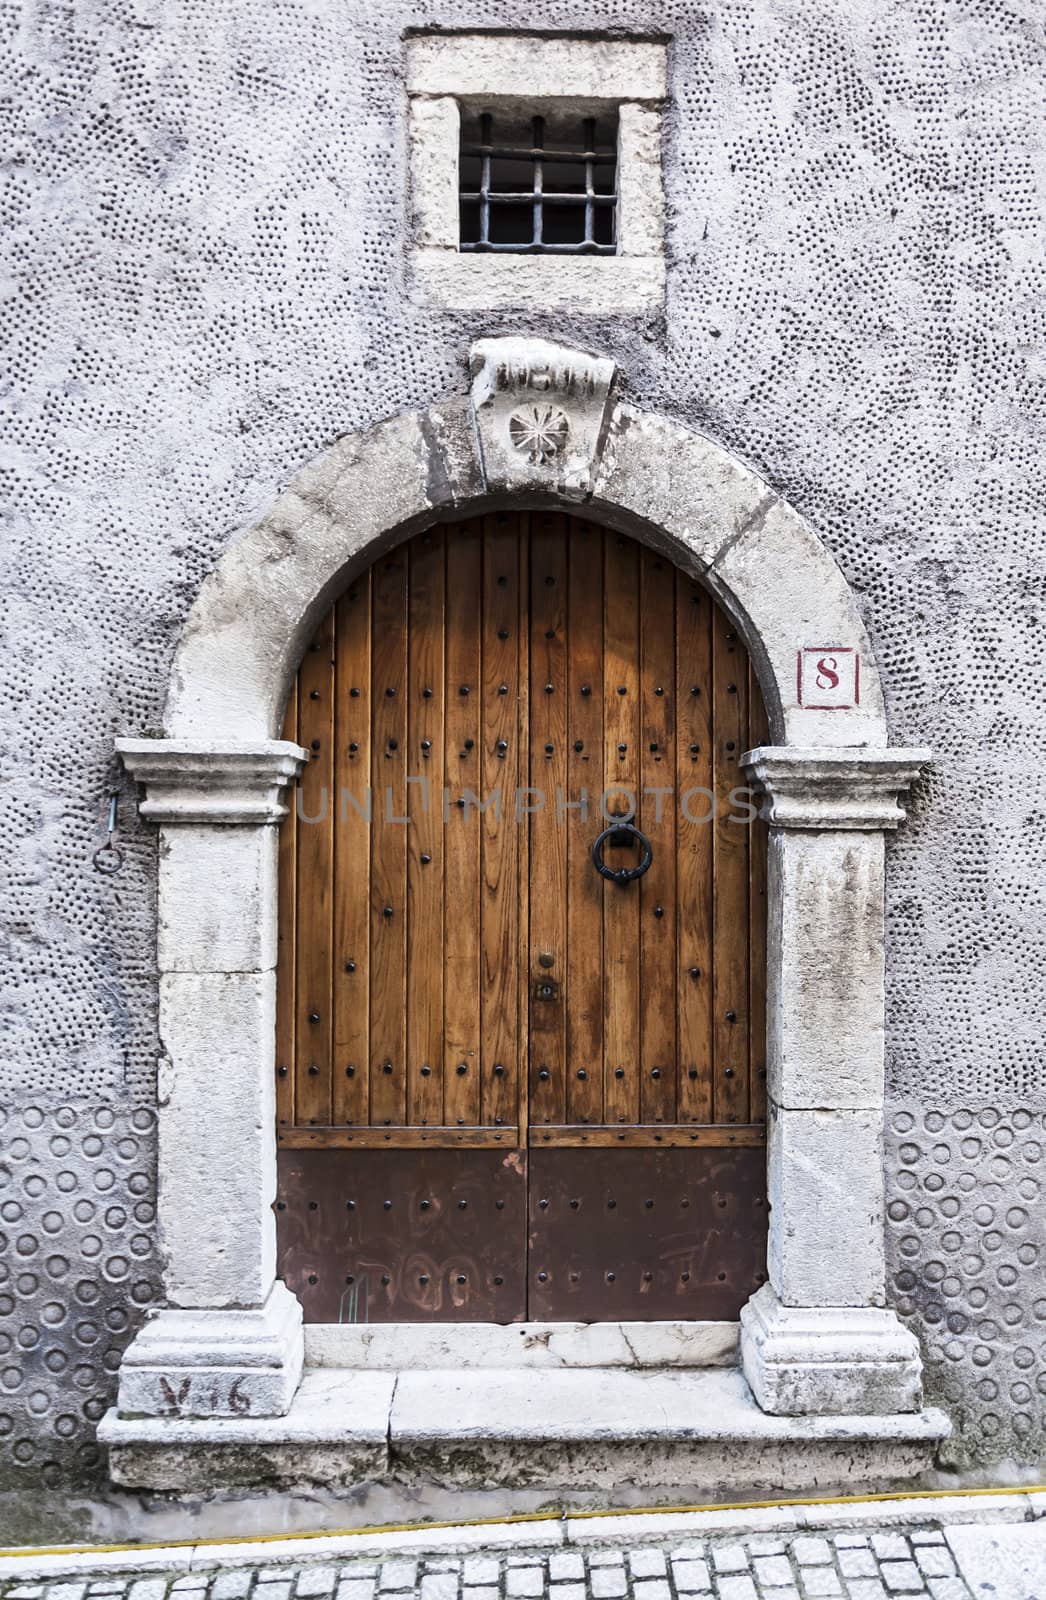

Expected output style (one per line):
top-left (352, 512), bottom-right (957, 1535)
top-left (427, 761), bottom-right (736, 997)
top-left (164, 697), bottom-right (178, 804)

top-left (1, 1491), bottom-right (1044, 1581)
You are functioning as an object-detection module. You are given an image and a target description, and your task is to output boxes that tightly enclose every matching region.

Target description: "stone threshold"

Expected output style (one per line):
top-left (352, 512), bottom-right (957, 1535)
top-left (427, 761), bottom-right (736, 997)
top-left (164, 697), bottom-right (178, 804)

top-left (303, 1319), bottom-right (739, 1370)
top-left (100, 1365), bottom-right (950, 1495)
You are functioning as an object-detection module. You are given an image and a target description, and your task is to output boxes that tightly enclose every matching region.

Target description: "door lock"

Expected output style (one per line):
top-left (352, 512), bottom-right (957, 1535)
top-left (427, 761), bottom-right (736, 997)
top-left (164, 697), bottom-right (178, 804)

top-left (533, 977), bottom-right (561, 1002)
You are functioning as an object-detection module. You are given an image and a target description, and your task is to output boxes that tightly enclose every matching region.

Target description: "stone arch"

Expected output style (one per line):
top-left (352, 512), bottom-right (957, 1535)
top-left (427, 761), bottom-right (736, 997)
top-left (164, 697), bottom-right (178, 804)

top-left (164, 339), bottom-right (886, 751)
top-left (108, 339), bottom-right (934, 1465)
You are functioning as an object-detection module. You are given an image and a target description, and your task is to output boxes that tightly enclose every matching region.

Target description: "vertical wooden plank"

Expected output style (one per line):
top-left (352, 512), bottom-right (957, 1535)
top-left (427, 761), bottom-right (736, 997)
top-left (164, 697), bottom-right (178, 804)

top-left (528, 511), bottom-right (568, 1128)
top-left (407, 527), bottom-right (446, 1128)
top-left (443, 521), bottom-right (483, 1127)
top-left (676, 577), bottom-right (714, 1123)
top-left (369, 550), bottom-right (408, 1127)
top-left (294, 611), bottom-right (335, 1126)
top-left (748, 658), bottom-right (770, 1125)
top-left (602, 532), bottom-right (641, 1126)
top-left (516, 522), bottom-right (531, 1145)
top-left (712, 605), bottom-right (750, 1123)
top-left (639, 549), bottom-right (677, 1124)
top-left (332, 574), bottom-right (371, 1126)
top-left (481, 513), bottom-right (521, 1130)
top-left (565, 518), bottom-right (604, 1126)
top-left (275, 681), bottom-right (298, 1133)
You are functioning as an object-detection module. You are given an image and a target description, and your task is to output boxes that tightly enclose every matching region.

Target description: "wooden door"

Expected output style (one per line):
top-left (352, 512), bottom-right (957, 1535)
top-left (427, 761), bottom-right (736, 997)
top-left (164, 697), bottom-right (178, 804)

top-left (275, 513), bottom-right (768, 1323)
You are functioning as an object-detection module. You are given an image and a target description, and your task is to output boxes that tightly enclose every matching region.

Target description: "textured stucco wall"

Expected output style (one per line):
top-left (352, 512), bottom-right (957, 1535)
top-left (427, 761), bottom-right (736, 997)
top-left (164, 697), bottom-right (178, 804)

top-left (2, 0), bottom-right (1045, 1491)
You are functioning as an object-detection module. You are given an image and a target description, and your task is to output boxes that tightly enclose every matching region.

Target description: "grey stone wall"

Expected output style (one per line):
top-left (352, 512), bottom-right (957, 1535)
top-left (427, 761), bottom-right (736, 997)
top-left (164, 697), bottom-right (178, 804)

top-left (3, 0), bottom-right (1045, 1488)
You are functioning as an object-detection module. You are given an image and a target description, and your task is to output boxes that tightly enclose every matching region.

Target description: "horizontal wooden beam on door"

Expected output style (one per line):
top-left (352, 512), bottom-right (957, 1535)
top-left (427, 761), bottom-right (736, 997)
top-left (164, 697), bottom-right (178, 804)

top-left (529, 1124), bottom-right (767, 1147)
top-left (278, 1126), bottom-right (522, 1149)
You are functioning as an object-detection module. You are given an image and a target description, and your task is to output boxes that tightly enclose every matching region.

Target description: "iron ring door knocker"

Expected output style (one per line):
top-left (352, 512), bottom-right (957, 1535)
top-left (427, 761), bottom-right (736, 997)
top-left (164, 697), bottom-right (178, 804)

top-left (591, 819), bottom-right (654, 886)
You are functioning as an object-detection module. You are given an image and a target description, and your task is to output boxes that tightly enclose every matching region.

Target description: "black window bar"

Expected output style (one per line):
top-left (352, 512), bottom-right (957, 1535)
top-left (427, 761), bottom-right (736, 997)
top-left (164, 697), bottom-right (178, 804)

top-left (459, 110), bottom-right (618, 255)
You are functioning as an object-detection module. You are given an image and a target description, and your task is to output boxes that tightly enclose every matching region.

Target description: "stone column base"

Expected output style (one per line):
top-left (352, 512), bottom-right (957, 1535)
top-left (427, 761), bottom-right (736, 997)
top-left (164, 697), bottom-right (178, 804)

top-left (117, 1282), bottom-right (304, 1419)
top-left (740, 1284), bottom-right (923, 1417)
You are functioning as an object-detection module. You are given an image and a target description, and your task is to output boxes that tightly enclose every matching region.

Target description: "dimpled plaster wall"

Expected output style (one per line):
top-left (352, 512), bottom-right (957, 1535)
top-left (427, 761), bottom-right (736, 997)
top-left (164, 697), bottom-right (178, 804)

top-left (2, 0), bottom-right (1045, 1487)
top-left (0, 1106), bottom-right (160, 1488)
top-left (886, 1107), bottom-right (1046, 1472)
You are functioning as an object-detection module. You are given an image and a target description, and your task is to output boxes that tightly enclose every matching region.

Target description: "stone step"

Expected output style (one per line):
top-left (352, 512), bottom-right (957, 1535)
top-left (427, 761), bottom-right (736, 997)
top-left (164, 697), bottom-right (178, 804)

top-left (101, 1365), bottom-right (950, 1499)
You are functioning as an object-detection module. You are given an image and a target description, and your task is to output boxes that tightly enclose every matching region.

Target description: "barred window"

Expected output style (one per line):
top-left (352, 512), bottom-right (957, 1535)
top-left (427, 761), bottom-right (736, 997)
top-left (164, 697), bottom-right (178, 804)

top-left (459, 107), bottom-right (618, 254)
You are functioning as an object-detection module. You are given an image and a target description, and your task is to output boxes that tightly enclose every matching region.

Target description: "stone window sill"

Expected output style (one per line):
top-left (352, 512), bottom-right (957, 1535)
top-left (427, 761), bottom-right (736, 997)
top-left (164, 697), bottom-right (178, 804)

top-left (411, 251), bottom-right (664, 314)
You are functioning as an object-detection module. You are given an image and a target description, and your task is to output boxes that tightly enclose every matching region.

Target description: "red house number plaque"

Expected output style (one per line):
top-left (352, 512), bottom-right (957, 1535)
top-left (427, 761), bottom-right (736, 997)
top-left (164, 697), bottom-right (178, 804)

top-left (797, 647), bottom-right (860, 709)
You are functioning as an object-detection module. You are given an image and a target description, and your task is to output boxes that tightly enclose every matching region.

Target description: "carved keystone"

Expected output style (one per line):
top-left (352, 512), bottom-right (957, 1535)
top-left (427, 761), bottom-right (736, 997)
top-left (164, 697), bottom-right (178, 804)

top-left (470, 336), bottom-right (617, 500)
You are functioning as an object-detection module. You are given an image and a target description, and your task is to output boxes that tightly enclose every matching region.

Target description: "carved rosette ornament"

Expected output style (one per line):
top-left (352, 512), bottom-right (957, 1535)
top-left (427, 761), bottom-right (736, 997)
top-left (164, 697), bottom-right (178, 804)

top-left (508, 401), bottom-right (570, 464)
top-left (470, 336), bottom-right (616, 498)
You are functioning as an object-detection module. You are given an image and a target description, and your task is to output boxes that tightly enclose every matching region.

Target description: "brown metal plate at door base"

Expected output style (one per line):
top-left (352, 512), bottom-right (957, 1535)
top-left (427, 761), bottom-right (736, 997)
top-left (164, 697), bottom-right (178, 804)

top-left (277, 1149), bottom-right (527, 1323)
top-left (528, 1147), bottom-right (767, 1321)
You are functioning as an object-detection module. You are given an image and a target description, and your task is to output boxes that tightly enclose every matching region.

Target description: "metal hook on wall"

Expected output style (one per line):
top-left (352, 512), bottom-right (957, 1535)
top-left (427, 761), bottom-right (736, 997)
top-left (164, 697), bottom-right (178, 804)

top-left (93, 788), bottom-right (125, 875)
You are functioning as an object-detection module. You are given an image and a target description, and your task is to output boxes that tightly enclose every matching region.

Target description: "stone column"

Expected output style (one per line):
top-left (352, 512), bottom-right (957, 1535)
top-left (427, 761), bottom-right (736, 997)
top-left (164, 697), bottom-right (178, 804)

top-left (739, 747), bottom-right (931, 1417)
top-left (113, 740), bottom-right (307, 1418)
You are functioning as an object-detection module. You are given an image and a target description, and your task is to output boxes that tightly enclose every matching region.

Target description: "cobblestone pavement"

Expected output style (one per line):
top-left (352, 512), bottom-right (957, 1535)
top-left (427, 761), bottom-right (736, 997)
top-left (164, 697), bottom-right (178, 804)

top-left (0, 1525), bottom-right (994, 1600)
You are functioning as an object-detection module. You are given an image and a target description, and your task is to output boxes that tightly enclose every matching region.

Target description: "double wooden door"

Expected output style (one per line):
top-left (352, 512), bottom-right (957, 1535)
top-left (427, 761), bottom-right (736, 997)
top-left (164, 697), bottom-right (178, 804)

top-left (275, 512), bottom-right (768, 1323)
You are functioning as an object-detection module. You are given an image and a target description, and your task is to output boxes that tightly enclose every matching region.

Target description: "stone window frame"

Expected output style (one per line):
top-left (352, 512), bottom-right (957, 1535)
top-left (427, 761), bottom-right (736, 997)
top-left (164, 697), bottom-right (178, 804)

top-left (406, 33), bottom-right (667, 313)
top-left (106, 335), bottom-right (935, 1453)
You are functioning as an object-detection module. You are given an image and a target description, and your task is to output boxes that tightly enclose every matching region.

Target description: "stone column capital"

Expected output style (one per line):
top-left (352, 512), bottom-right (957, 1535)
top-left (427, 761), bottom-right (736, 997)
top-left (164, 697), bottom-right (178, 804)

top-left (742, 745), bottom-right (932, 830)
top-left (116, 738), bottom-right (307, 825)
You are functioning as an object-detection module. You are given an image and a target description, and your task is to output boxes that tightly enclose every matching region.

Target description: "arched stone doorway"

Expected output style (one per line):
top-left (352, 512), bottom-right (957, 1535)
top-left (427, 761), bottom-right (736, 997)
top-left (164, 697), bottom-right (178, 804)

top-left (107, 337), bottom-right (932, 1443)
